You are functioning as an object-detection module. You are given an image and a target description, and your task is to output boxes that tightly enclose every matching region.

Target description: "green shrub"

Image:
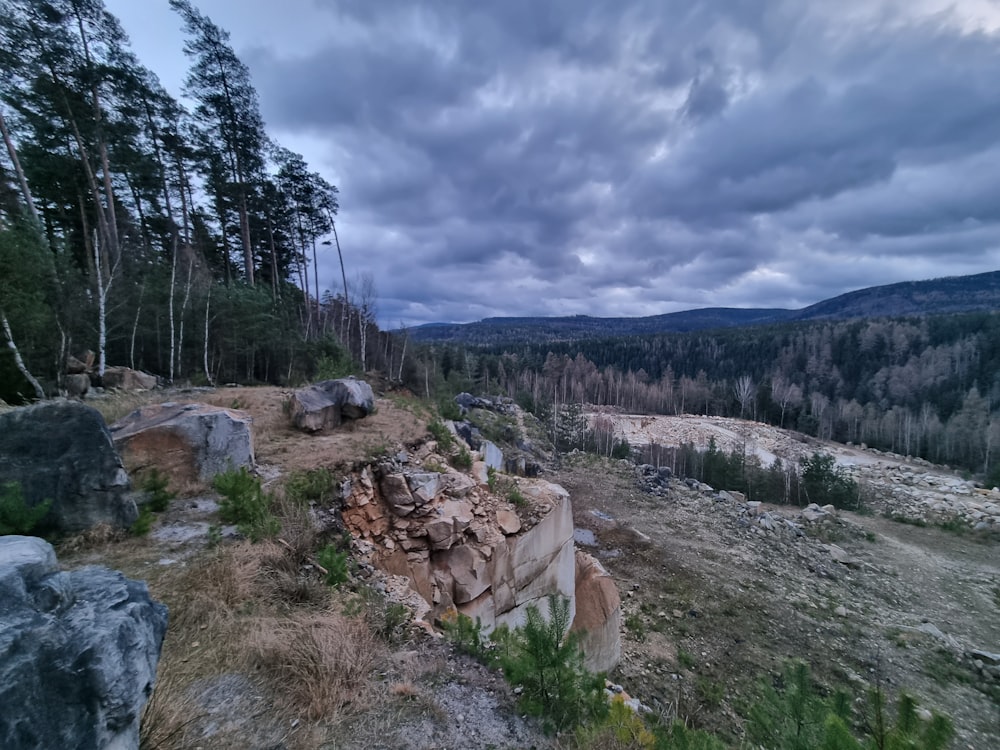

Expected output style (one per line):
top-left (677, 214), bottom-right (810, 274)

top-left (748, 660), bottom-right (953, 750)
top-left (677, 648), bottom-right (696, 670)
top-left (696, 677), bottom-right (725, 708)
top-left (314, 343), bottom-right (354, 381)
top-left (131, 506), bottom-right (155, 536)
top-left (441, 596), bottom-right (608, 733)
top-left (141, 468), bottom-right (175, 512)
top-left (344, 585), bottom-right (410, 644)
top-left (487, 466), bottom-right (498, 492)
top-left (427, 419), bottom-right (455, 451)
top-left (858, 687), bottom-right (954, 750)
top-left (652, 720), bottom-right (728, 750)
top-left (206, 524), bottom-right (222, 548)
top-left (575, 696), bottom-right (658, 748)
top-left (213, 467), bottom-right (279, 541)
top-left (801, 453), bottom-right (861, 511)
top-left (284, 468), bottom-right (334, 505)
top-left (610, 437), bottom-right (632, 460)
top-left (441, 611), bottom-right (488, 658)
top-left (625, 613), bottom-right (646, 641)
top-left (491, 595), bottom-right (607, 733)
top-left (452, 446), bottom-right (473, 469)
top-left (0, 481), bottom-right (52, 536)
top-left (316, 543), bottom-right (349, 587)
top-left (508, 485), bottom-right (527, 507)
top-left (748, 660), bottom-right (844, 750)
top-left (437, 396), bottom-right (462, 422)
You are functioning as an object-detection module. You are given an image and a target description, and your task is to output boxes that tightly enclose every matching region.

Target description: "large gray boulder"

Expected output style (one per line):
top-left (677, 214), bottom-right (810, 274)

top-left (0, 401), bottom-right (137, 534)
top-left (0, 536), bottom-right (168, 749)
top-left (111, 402), bottom-right (254, 486)
top-left (98, 366), bottom-right (157, 391)
top-left (288, 377), bottom-right (375, 432)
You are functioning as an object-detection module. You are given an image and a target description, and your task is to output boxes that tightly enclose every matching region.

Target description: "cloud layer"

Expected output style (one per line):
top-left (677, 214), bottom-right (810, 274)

top-left (116, 0), bottom-right (1000, 325)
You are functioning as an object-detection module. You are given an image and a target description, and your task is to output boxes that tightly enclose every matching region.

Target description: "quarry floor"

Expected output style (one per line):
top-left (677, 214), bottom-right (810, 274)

top-left (553, 450), bottom-right (1000, 748)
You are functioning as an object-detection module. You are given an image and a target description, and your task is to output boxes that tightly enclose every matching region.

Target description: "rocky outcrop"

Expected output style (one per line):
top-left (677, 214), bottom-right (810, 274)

top-left (0, 536), bottom-right (168, 749)
top-left (99, 366), bottom-right (158, 391)
top-left (343, 451), bottom-right (580, 636)
top-left (455, 392), bottom-right (516, 415)
top-left (0, 401), bottom-right (136, 533)
top-left (288, 377), bottom-right (375, 432)
top-left (571, 551), bottom-right (622, 674)
top-left (598, 412), bottom-right (1000, 533)
top-left (64, 373), bottom-right (91, 398)
top-left (848, 460), bottom-right (1000, 531)
top-left (460, 481), bottom-right (577, 632)
top-left (480, 440), bottom-right (504, 471)
top-left (111, 402), bottom-right (255, 486)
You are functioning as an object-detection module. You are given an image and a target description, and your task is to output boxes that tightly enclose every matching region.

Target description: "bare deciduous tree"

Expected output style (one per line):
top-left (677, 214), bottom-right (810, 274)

top-left (735, 375), bottom-right (755, 419)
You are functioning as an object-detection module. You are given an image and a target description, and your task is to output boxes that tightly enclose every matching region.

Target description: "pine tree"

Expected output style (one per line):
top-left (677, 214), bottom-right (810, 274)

top-left (171, 0), bottom-right (267, 285)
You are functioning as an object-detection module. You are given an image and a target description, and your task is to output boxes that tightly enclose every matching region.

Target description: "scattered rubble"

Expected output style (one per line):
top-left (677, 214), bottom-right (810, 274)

top-left (598, 413), bottom-right (1000, 533)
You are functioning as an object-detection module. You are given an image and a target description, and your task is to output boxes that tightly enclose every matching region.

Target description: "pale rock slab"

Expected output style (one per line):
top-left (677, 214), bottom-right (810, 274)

top-left (571, 551), bottom-right (622, 674)
top-left (112, 402), bottom-right (254, 486)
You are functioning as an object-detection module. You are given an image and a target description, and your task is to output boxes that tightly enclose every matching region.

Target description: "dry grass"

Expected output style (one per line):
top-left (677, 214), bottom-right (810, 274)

top-left (255, 540), bottom-right (330, 611)
top-left (164, 543), bottom-right (263, 633)
top-left (138, 667), bottom-right (202, 750)
top-left (58, 523), bottom-right (128, 554)
top-left (87, 388), bottom-right (172, 425)
top-left (274, 493), bottom-right (321, 560)
top-left (247, 611), bottom-right (382, 720)
top-left (389, 681), bottom-right (421, 699)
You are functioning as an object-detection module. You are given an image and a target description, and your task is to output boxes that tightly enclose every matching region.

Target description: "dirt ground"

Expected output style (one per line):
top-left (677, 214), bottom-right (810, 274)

top-left (552, 453), bottom-right (1000, 748)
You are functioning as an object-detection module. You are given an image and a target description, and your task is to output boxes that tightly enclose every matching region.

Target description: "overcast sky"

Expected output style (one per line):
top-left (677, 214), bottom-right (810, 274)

top-left (104, 0), bottom-right (1000, 326)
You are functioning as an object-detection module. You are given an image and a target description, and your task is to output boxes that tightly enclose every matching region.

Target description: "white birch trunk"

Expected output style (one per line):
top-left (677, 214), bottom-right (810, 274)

top-left (168, 240), bottom-right (177, 382)
top-left (2, 312), bottom-right (45, 400)
top-left (177, 259), bottom-right (193, 380)
top-left (94, 234), bottom-right (108, 379)
top-left (397, 329), bottom-right (407, 382)
top-left (203, 286), bottom-right (214, 386)
top-left (130, 284), bottom-right (144, 371)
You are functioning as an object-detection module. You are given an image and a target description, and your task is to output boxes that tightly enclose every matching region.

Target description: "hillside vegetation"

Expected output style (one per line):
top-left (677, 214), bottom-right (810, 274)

top-left (410, 310), bottom-right (1000, 483)
top-left (410, 271), bottom-right (1000, 344)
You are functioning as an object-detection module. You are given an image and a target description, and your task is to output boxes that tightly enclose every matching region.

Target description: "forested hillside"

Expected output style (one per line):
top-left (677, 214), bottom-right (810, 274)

top-left (414, 312), bottom-right (1000, 482)
top-left (0, 0), bottom-right (400, 402)
top-left (410, 271), bottom-right (1000, 345)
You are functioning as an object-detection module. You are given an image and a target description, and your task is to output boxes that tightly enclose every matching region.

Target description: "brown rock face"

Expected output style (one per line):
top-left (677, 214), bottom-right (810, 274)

top-left (111, 402), bottom-right (254, 487)
top-left (571, 551), bottom-right (622, 674)
top-left (100, 367), bottom-right (157, 391)
top-left (342, 446), bottom-right (620, 672)
top-left (497, 509), bottom-right (521, 535)
top-left (380, 474), bottom-right (416, 516)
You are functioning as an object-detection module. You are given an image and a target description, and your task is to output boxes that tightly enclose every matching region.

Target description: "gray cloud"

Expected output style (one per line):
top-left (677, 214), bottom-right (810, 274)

top-left (174, 0), bottom-right (1000, 324)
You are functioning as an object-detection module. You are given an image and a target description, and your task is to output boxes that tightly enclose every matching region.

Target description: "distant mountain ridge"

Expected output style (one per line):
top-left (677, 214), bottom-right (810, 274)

top-left (408, 270), bottom-right (1000, 344)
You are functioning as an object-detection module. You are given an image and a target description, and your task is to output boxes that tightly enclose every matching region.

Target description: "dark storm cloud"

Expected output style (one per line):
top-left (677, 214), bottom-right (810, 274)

top-left (238, 0), bottom-right (1000, 324)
